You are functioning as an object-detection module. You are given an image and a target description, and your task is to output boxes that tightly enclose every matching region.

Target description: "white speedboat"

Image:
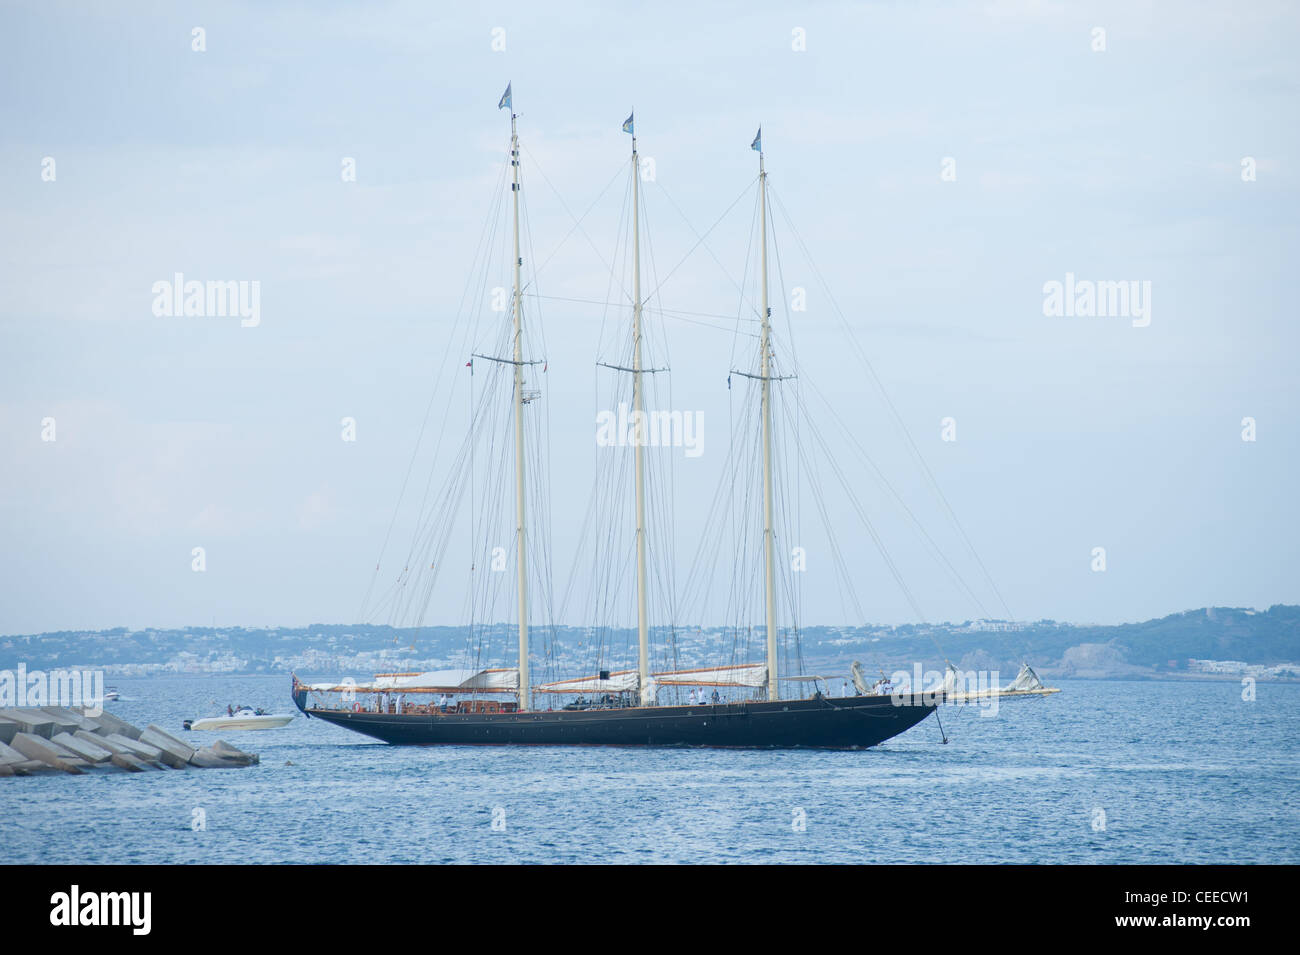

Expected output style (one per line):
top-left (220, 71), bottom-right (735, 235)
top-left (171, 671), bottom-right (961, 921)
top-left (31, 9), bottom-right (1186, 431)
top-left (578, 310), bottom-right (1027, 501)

top-left (183, 708), bottom-right (293, 732)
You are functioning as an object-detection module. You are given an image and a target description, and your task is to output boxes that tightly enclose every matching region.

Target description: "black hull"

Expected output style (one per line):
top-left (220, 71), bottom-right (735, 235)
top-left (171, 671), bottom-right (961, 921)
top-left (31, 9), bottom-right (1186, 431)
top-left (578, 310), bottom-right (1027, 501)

top-left (297, 695), bottom-right (936, 749)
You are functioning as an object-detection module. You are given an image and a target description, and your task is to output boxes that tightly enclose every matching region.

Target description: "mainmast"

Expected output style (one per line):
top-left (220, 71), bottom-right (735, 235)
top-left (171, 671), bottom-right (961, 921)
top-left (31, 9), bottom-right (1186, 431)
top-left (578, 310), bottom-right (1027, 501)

top-left (507, 86), bottom-right (530, 710)
top-left (630, 116), bottom-right (652, 706)
top-left (757, 131), bottom-right (779, 702)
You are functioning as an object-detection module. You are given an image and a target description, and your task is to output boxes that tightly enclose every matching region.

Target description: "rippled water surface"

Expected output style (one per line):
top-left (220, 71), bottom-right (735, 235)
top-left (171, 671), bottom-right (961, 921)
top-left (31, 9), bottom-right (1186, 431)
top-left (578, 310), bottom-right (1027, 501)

top-left (3, 677), bottom-right (1296, 863)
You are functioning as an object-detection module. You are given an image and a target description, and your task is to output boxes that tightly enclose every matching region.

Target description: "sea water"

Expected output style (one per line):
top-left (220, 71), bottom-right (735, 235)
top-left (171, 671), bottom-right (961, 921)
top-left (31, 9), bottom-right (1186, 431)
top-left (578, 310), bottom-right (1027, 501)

top-left (3, 677), bottom-right (1295, 864)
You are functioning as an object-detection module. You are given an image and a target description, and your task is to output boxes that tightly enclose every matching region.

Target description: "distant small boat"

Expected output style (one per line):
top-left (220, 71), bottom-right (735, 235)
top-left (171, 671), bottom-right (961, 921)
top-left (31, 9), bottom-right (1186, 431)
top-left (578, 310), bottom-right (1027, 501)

top-left (183, 708), bottom-right (293, 732)
top-left (103, 688), bottom-right (120, 702)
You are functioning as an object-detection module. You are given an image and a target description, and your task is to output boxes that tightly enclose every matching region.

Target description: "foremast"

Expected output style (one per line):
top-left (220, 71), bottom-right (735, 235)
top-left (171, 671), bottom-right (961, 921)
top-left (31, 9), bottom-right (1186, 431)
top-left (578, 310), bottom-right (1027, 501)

top-left (508, 91), bottom-right (530, 710)
top-left (757, 133), bottom-right (779, 702)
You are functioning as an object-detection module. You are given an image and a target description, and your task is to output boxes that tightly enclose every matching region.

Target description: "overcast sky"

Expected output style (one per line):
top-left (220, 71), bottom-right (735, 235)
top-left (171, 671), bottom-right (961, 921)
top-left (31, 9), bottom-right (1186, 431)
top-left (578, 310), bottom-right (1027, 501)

top-left (2, 0), bottom-right (1297, 636)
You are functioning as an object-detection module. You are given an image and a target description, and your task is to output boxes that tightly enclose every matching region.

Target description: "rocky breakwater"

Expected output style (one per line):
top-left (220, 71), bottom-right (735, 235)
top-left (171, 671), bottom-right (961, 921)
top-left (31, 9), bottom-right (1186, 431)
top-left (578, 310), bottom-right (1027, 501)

top-left (0, 706), bottom-right (259, 777)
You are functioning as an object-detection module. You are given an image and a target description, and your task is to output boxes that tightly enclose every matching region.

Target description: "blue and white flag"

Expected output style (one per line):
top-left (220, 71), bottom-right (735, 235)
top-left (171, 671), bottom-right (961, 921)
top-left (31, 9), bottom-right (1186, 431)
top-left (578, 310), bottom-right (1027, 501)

top-left (622, 113), bottom-right (634, 135)
top-left (498, 83), bottom-right (512, 111)
top-left (751, 127), bottom-right (761, 152)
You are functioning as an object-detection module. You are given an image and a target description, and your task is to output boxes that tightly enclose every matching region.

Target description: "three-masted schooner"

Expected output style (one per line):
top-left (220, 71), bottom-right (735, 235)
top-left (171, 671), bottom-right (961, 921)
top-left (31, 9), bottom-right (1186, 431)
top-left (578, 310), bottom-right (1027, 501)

top-left (291, 87), bottom-right (1053, 748)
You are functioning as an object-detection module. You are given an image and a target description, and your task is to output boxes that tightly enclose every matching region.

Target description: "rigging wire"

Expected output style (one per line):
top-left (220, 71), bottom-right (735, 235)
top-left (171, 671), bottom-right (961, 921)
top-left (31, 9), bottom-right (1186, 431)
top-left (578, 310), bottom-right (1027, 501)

top-left (769, 184), bottom-right (1016, 626)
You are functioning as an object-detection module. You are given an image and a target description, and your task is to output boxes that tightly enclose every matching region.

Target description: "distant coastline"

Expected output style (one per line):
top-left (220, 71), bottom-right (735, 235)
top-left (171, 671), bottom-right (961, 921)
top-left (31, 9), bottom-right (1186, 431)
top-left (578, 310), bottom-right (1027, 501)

top-left (4, 604), bottom-right (1297, 683)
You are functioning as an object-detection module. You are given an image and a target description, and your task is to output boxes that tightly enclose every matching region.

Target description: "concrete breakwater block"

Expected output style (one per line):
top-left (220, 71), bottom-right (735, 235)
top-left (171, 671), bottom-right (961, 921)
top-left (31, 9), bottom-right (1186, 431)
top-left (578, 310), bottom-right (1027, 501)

top-left (52, 732), bottom-right (113, 764)
top-left (210, 740), bottom-right (258, 765)
top-left (135, 735), bottom-right (188, 768)
top-left (2, 709), bottom-right (59, 739)
top-left (0, 741), bottom-right (47, 774)
top-left (79, 708), bottom-right (142, 740)
top-left (0, 715), bottom-right (19, 744)
top-left (102, 733), bottom-right (170, 767)
top-left (33, 708), bottom-right (84, 733)
top-left (0, 740), bottom-right (25, 766)
top-left (189, 748), bottom-right (244, 769)
top-left (141, 725), bottom-right (196, 764)
top-left (10, 733), bottom-right (86, 774)
top-left (79, 732), bottom-right (162, 770)
top-left (41, 707), bottom-right (101, 732)
top-left (27, 733), bottom-right (92, 766)
top-left (35, 735), bottom-right (95, 770)
top-left (0, 740), bottom-right (49, 776)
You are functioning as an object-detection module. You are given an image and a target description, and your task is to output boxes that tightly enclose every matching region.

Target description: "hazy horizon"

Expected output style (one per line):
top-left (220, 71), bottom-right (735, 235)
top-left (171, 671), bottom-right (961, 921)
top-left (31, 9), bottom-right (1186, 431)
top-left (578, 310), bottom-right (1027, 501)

top-left (4, 600), bottom-right (1297, 641)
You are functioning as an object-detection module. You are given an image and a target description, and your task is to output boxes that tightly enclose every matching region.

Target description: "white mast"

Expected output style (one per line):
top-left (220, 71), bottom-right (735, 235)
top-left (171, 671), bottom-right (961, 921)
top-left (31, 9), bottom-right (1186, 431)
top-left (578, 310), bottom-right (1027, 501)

top-left (631, 125), bottom-right (652, 706)
top-left (509, 101), bottom-right (530, 710)
top-left (758, 137), bottom-right (779, 702)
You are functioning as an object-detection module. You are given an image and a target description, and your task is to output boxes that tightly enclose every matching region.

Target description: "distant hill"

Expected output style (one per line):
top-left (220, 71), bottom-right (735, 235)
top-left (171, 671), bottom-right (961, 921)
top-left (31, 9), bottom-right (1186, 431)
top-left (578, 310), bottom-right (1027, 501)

top-left (1, 605), bottom-right (1297, 680)
top-left (804, 605), bottom-right (1300, 675)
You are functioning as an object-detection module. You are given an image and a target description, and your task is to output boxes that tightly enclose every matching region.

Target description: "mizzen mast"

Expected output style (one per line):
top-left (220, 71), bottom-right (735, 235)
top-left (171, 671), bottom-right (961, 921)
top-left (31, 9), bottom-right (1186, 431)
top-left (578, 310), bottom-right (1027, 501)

top-left (506, 84), bottom-right (530, 710)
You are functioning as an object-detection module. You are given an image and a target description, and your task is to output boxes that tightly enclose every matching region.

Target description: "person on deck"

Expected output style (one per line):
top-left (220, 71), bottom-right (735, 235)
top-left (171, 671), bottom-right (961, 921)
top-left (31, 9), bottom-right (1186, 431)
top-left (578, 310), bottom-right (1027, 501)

top-left (711, 689), bottom-right (720, 704)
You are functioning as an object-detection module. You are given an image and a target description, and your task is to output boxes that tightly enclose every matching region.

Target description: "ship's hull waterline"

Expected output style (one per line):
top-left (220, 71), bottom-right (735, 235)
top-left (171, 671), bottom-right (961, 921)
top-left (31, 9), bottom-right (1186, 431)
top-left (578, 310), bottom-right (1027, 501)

top-left (295, 694), bottom-right (937, 749)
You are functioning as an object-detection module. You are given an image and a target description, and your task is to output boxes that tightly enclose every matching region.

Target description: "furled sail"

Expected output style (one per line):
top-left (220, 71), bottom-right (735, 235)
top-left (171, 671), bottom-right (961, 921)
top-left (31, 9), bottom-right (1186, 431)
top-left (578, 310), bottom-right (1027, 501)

top-left (535, 670), bottom-right (640, 694)
top-left (536, 663), bottom-right (769, 695)
top-left (653, 664), bottom-right (768, 687)
top-left (941, 663), bottom-right (960, 694)
top-left (850, 660), bottom-right (873, 696)
top-left (940, 661), bottom-right (1060, 703)
top-left (303, 668), bottom-right (519, 694)
top-left (1005, 662), bottom-right (1046, 692)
